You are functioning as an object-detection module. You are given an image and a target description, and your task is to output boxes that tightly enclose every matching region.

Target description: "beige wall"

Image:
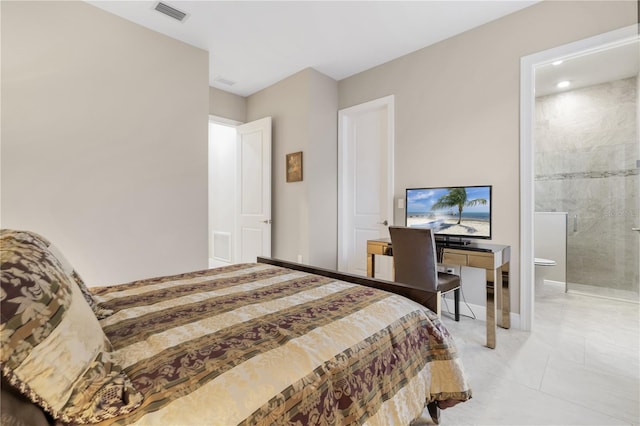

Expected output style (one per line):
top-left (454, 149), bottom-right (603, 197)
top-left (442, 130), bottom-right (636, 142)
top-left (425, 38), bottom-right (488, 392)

top-left (209, 86), bottom-right (246, 122)
top-left (307, 70), bottom-right (339, 268)
top-left (247, 68), bottom-right (338, 268)
top-left (1, 1), bottom-right (210, 286)
top-left (338, 0), bottom-right (636, 311)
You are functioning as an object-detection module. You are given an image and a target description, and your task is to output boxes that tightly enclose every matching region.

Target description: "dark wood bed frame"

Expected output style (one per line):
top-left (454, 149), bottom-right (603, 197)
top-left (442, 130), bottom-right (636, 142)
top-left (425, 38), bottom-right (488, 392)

top-left (257, 257), bottom-right (441, 313)
top-left (257, 257), bottom-right (443, 423)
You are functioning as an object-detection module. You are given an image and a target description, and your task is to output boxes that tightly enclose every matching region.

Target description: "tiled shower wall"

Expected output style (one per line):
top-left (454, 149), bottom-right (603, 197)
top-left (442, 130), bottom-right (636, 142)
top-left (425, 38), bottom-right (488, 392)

top-left (535, 76), bottom-right (639, 292)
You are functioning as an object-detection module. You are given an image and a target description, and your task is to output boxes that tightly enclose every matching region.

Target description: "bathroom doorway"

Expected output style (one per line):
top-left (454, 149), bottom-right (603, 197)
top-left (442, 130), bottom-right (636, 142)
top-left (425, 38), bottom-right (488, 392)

top-left (533, 38), bottom-right (639, 302)
top-left (521, 25), bottom-right (640, 331)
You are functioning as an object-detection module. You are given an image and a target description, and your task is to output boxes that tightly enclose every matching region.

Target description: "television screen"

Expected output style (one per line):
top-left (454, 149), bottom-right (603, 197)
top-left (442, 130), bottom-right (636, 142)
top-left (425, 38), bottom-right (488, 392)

top-left (405, 185), bottom-right (492, 240)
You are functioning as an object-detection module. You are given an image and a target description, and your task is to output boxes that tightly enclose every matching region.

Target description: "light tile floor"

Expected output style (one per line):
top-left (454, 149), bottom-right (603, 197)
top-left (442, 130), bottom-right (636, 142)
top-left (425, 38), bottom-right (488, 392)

top-left (416, 285), bottom-right (640, 425)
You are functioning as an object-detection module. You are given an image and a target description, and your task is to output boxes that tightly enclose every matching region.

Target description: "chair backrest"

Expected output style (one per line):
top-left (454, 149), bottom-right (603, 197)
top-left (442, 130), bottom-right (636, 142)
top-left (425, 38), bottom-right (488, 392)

top-left (388, 226), bottom-right (438, 291)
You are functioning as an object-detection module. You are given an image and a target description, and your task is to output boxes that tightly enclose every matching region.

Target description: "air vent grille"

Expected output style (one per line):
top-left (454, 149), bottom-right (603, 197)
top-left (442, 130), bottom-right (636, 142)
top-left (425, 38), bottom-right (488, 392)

top-left (154, 2), bottom-right (187, 22)
top-left (214, 76), bottom-right (236, 87)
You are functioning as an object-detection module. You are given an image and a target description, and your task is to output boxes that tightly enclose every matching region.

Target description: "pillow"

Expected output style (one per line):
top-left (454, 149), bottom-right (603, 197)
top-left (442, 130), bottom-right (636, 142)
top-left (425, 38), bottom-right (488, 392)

top-left (0, 230), bottom-right (143, 423)
top-left (1, 230), bottom-right (114, 319)
top-left (48, 242), bottom-right (114, 319)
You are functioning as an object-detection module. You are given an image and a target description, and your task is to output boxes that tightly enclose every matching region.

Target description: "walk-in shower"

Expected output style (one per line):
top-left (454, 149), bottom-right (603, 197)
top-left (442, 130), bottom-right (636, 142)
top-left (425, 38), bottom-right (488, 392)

top-left (534, 41), bottom-right (639, 302)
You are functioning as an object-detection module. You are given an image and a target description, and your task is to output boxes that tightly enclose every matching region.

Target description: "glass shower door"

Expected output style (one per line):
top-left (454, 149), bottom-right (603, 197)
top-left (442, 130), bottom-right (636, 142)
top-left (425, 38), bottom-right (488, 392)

top-left (561, 77), bottom-right (639, 301)
top-left (565, 150), bottom-right (639, 301)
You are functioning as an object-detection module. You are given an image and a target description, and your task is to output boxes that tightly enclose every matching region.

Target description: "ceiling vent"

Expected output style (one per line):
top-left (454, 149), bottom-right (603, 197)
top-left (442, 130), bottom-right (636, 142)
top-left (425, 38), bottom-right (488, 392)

top-left (214, 76), bottom-right (236, 87)
top-left (154, 2), bottom-right (188, 22)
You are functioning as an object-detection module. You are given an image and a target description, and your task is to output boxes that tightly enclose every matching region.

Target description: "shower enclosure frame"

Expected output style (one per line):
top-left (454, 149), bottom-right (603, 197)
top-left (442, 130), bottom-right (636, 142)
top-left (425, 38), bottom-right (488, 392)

top-left (520, 24), bottom-right (639, 331)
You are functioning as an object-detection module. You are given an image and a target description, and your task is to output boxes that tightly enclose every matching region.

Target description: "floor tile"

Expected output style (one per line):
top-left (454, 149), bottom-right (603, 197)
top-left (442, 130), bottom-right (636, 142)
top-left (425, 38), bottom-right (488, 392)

top-left (541, 357), bottom-right (639, 424)
top-left (432, 290), bottom-right (640, 425)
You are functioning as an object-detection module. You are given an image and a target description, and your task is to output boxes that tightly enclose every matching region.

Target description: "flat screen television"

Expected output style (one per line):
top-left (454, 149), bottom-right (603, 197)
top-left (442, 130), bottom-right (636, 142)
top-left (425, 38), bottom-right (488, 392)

top-left (405, 185), bottom-right (492, 243)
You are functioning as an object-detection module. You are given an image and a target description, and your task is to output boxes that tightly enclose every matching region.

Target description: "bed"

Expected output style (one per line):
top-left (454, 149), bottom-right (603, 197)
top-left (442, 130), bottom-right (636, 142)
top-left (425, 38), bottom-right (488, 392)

top-left (1, 229), bottom-right (471, 425)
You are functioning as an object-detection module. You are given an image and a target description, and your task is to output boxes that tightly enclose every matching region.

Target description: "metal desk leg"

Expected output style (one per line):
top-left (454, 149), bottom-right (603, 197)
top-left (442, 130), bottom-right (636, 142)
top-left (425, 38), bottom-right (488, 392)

top-left (500, 264), bottom-right (510, 329)
top-left (494, 267), bottom-right (503, 328)
top-left (486, 278), bottom-right (496, 349)
top-left (367, 253), bottom-right (375, 278)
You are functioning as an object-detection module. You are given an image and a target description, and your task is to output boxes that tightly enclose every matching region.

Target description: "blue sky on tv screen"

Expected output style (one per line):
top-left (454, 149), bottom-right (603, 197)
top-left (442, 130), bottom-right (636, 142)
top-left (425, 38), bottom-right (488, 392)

top-left (407, 186), bottom-right (491, 214)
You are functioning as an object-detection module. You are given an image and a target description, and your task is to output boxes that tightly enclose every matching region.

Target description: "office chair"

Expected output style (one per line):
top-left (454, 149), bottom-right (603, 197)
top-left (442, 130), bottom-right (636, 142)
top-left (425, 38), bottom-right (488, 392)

top-left (388, 226), bottom-right (460, 321)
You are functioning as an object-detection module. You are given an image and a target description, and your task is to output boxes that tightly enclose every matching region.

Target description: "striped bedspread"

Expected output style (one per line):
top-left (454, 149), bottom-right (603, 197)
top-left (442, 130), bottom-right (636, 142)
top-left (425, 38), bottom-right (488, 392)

top-left (91, 263), bottom-right (471, 425)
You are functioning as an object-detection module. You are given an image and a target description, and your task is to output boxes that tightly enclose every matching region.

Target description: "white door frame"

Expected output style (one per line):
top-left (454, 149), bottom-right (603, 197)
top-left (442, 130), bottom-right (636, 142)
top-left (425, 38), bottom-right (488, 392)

top-left (519, 24), bottom-right (638, 331)
top-left (338, 95), bottom-right (395, 274)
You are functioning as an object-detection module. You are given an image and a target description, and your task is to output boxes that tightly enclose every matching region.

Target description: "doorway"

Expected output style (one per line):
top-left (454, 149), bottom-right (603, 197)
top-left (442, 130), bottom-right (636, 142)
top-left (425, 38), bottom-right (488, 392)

top-left (534, 45), bottom-right (639, 301)
top-left (520, 24), bottom-right (640, 330)
top-left (208, 116), bottom-right (272, 267)
top-left (209, 118), bottom-right (239, 268)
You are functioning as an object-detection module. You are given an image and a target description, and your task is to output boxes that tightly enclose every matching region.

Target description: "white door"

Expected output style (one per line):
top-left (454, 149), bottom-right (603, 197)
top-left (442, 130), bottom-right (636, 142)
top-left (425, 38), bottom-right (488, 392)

top-left (236, 117), bottom-right (272, 263)
top-left (338, 96), bottom-right (394, 279)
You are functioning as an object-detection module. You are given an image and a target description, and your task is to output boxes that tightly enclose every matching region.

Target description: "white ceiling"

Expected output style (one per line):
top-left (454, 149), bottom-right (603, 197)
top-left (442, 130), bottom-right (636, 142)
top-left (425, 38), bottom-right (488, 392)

top-left (535, 40), bottom-right (639, 97)
top-left (88, 0), bottom-right (539, 97)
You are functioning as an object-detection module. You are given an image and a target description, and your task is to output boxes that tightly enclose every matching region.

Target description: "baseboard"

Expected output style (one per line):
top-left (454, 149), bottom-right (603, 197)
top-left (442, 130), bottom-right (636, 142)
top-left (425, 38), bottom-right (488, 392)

top-left (208, 258), bottom-right (231, 269)
top-left (543, 279), bottom-right (566, 290)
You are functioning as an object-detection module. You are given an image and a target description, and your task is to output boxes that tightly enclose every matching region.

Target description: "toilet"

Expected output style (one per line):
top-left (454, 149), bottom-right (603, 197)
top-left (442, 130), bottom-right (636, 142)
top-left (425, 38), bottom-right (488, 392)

top-left (534, 257), bottom-right (557, 292)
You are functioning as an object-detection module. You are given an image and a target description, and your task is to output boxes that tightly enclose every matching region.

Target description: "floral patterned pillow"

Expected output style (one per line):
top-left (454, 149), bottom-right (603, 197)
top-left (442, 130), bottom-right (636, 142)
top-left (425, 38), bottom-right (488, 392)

top-left (0, 230), bottom-right (143, 423)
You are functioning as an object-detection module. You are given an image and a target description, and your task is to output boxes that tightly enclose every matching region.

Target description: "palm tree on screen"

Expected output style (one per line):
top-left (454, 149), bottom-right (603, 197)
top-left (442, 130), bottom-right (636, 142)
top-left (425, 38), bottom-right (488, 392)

top-left (431, 188), bottom-right (487, 224)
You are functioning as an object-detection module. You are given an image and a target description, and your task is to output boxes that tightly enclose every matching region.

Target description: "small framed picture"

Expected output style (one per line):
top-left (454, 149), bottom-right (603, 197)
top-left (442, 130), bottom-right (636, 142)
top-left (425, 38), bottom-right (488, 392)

top-left (286, 151), bottom-right (303, 182)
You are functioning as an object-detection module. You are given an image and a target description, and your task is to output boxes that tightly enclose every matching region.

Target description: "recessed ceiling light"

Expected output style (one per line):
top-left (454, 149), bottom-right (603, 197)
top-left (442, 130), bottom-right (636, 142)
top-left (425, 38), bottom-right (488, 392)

top-left (557, 80), bottom-right (571, 88)
top-left (552, 60), bottom-right (564, 66)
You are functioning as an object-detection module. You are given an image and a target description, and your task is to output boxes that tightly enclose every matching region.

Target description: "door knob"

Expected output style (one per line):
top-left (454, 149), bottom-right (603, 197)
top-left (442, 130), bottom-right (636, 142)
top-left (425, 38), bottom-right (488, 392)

top-left (632, 227), bottom-right (640, 232)
top-left (377, 220), bottom-right (388, 226)
top-left (263, 219), bottom-right (272, 224)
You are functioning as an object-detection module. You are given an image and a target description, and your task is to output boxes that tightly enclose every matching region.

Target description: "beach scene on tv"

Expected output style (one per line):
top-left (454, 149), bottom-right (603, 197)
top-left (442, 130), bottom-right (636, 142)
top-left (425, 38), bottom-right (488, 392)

top-left (406, 186), bottom-right (491, 238)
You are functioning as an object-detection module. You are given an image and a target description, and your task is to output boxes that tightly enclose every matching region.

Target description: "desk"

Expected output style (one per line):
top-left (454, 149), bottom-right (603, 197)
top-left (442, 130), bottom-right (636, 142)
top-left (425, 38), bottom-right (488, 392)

top-left (367, 238), bottom-right (510, 349)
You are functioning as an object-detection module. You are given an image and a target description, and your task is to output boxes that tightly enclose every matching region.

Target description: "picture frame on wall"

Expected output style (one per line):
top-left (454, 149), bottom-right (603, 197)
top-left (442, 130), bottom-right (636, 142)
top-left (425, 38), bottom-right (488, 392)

top-left (286, 151), bottom-right (303, 182)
